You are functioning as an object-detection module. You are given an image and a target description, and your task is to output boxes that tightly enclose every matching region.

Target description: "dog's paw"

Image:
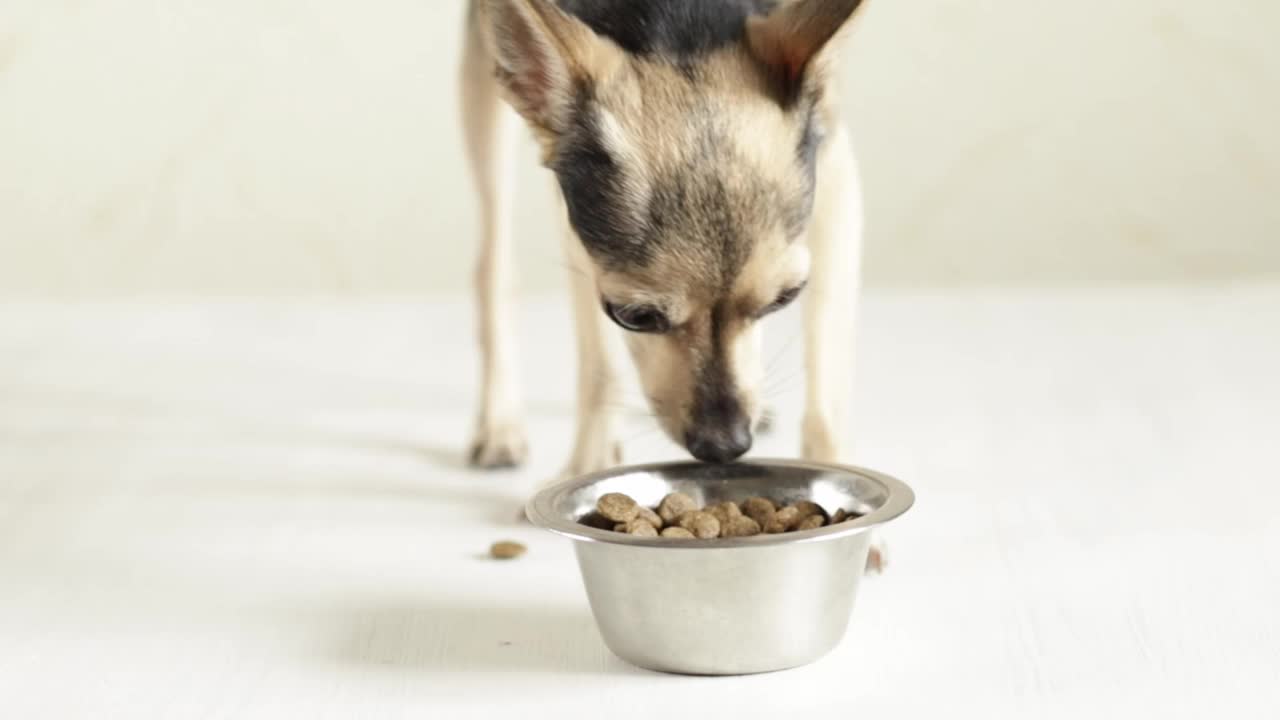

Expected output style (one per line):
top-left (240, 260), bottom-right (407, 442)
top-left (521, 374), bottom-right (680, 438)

top-left (468, 419), bottom-right (528, 470)
top-left (865, 537), bottom-right (889, 574)
top-left (801, 413), bottom-right (840, 462)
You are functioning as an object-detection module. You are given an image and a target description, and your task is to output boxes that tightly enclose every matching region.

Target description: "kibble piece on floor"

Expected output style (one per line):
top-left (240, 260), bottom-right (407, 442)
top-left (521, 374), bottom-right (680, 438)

top-left (792, 500), bottom-right (826, 520)
top-left (635, 505), bottom-right (663, 530)
top-left (796, 514), bottom-right (826, 531)
top-left (658, 492), bottom-right (698, 524)
top-left (660, 527), bottom-right (696, 539)
top-left (676, 511), bottom-right (721, 539)
top-left (721, 515), bottom-right (762, 538)
top-left (597, 492), bottom-right (640, 523)
top-left (741, 497), bottom-right (776, 523)
top-left (774, 505), bottom-right (801, 530)
top-left (707, 501), bottom-right (742, 526)
top-left (489, 541), bottom-right (526, 559)
top-left (624, 519), bottom-right (659, 536)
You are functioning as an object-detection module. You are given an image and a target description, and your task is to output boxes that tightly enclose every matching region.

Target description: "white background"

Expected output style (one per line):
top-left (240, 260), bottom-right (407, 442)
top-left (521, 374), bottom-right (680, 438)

top-left (2, 2), bottom-right (1278, 717)
top-left (2, 0), bottom-right (1278, 296)
top-left (3, 292), bottom-right (1278, 718)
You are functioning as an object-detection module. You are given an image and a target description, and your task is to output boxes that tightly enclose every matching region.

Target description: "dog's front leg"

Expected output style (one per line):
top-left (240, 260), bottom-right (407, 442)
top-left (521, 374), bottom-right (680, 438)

top-left (803, 125), bottom-right (862, 464)
top-left (804, 126), bottom-right (885, 572)
top-left (461, 27), bottom-right (526, 469)
top-left (550, 211), bottom-right (623, 486)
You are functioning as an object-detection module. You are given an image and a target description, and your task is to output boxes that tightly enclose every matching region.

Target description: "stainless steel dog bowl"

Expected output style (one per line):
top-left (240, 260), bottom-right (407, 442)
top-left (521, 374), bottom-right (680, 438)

top-left (526, 458), bottom-right (914, 675)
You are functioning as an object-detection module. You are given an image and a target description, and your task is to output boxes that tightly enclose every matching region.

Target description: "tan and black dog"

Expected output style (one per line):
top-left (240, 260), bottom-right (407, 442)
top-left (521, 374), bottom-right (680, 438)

top-left (460, 0), bottom-right (866, 494)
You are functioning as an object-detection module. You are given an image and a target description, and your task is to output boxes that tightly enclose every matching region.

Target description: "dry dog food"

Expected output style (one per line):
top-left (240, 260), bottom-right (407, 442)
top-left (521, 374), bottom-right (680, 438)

top-left (489, 540), bottom-right (527, 559)
top-left (722, 515), bottom-right (763, 537)
top-left (771, 505), bottom-right (801, 531)
top-left (588, 492), bottom-right (865, 540)
top-left (676, 511), bottom-right (721, 539)
top-left (796, 514), bottom-right (826, 531)
top-left (635, 505), bottom-right (664, 530)
top-left (707, 501), bottom-right (742, 526)
top-left (613, 518), bottom-right (659, 536)
top-left (741, 496), bottom-right (777, 523)
top-left (597, 492), bottom-right (640, 523)
top-left (657, 491), bottom-right (698, 524)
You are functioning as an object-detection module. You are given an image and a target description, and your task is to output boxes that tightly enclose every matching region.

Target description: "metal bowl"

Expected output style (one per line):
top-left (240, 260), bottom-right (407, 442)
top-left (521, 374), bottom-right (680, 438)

top-left (526, 458), bottom-right (915, 675)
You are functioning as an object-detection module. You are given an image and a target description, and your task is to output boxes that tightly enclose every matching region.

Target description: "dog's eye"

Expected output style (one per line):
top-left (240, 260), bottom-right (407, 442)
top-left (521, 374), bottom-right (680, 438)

top-left (758, 283), bottom-right (807, 318)
top-left (603, 301), bottom-right (670, 333)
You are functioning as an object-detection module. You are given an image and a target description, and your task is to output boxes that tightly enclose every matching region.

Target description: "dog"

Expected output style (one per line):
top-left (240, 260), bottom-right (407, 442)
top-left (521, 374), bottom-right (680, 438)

top-left (460, 0), bottom-right (867, 523)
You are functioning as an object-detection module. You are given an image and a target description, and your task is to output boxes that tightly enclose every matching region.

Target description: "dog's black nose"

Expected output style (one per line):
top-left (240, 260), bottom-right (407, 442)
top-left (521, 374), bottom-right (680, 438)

top-left (685, 417), bottom-right (753, 464)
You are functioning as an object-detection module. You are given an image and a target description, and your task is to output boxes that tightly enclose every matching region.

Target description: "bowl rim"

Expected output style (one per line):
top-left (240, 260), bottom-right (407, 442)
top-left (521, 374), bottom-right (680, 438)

top-left (525, 457), bottom-right (915, 549)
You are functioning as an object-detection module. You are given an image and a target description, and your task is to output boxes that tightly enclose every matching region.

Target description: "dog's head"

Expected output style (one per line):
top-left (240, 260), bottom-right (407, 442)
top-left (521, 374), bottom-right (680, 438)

top-left (483, 0), bottom-right (863, 462)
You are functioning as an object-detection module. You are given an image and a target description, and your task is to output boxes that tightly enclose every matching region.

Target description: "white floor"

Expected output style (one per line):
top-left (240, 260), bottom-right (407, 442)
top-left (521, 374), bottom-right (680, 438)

top-left (1, 288), bottom-right (1277, 719)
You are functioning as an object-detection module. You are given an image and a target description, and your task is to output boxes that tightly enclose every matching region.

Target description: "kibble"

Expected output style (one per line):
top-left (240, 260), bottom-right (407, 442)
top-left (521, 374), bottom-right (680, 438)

top-left (635, 505), bottom-right (664, 530)
top-left (834, 508), bottom-right (864, 524)
top-left (773, 505), bottom-right (802, 530)
top-left (764, 516), bottom-right (790, 534)
top-left (707, 501), bottom-right (742, 527)
top-left (796, 514), bottom-right (826, 531)
top-left (597, 492), bottom-right (640, 523)
top-left (623, 518), bottom-right (659, 536)
top-left (793, 500), bottom-right (826, 521)
top-left (579, 511), bottom-right (616, 530)
top-left (677, 511), bottom-right (721, 539)
top-left (581, 493), bottom-right (860, 542)
top-left (658, 492), bottom-right (698, 524)
top-left (489, 540), bottom-right (527, 559)
top-left (741, 496), bottom-right (777, 523)
top-left (721, 515), bottom-right (762, 537)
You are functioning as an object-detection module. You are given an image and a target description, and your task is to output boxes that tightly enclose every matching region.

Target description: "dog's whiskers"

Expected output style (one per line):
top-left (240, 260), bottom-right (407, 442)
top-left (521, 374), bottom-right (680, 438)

top-left (764, 323), bottom-right (802, 376)
top-left (763, 368), bottom-right (805, 397)
top-left (618, 419), bottom-right (666, 448)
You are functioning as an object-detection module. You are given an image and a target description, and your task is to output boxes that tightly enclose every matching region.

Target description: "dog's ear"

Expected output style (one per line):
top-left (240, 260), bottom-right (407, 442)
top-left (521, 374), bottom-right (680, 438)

top-left (484, 0), bottom-right (621, 137)
top-left (746, 0), bottom-right (865, 97)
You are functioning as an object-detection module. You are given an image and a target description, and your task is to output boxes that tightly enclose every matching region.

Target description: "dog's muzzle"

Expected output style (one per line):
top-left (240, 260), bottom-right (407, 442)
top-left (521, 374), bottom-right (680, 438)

top-left (684, 416), bottom-right (753, 464)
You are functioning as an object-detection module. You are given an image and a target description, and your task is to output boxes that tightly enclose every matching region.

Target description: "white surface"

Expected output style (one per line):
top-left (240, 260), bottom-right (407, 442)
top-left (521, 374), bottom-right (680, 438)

top-left (1, 289), bottom-right (1278, 719)
top-left (3, 1), bottom-right (1280, 295)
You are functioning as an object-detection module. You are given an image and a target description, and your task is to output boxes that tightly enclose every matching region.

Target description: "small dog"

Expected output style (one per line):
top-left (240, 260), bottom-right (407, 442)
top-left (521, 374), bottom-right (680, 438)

top-left (460, 0), bottom-right (866, 485)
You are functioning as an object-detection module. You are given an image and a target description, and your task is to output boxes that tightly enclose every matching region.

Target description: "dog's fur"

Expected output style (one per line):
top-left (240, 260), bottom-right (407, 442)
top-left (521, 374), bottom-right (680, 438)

top-left (460, 0), bottom-right (865, 484)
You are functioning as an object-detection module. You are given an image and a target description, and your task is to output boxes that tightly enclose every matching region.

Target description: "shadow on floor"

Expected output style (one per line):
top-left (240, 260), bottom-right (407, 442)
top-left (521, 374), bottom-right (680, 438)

top-left (0, 382), bottom-right (478, 468)
top-left (331, 600), bottom-right (645, 675)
